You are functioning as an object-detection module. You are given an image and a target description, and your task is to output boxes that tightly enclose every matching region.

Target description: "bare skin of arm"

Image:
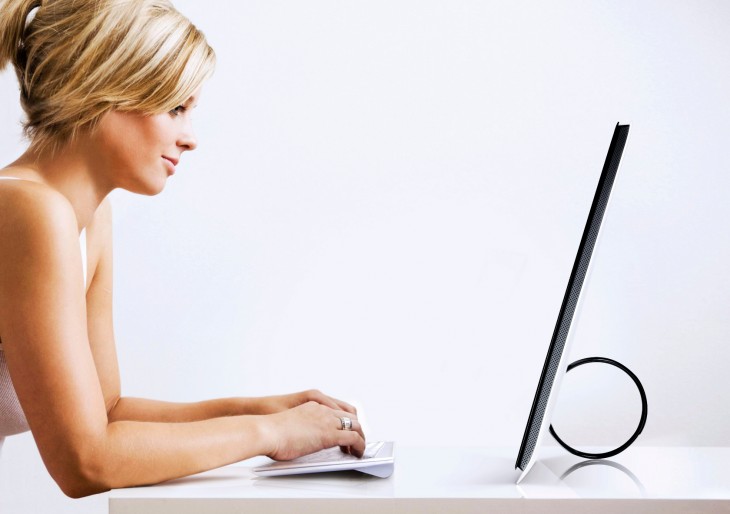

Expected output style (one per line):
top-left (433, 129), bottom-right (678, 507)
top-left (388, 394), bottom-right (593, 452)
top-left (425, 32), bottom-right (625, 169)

top-left (0, 182), bottom-right (364, 498)
top-left (107, 390), bottom-right (357, 423)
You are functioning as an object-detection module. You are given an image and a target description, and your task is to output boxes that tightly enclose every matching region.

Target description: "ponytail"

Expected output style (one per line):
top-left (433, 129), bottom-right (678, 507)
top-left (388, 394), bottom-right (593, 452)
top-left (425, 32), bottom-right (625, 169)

top-left (0, 0), bottom-right (42, 72)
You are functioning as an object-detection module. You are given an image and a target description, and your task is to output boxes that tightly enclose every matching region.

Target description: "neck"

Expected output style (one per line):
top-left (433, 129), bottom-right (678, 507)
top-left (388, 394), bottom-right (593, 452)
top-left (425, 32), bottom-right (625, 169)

top-left (10, 140), bottom-right (115, 232)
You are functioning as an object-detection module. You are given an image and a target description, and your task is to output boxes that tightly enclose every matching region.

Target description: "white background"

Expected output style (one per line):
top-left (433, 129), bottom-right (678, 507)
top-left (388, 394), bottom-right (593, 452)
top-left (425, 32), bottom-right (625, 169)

top-left (1, 1), bottom-right (729, 510)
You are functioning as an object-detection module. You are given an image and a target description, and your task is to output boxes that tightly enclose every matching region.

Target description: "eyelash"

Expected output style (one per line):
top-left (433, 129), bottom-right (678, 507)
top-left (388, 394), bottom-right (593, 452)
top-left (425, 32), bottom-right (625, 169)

top-left (170, 105), bottom-right (187, 117)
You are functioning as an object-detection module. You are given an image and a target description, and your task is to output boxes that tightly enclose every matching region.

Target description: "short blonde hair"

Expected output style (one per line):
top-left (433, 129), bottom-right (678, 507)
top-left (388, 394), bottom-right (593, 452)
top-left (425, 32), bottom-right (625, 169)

top-left (0, 0), bottom-right (216, 155)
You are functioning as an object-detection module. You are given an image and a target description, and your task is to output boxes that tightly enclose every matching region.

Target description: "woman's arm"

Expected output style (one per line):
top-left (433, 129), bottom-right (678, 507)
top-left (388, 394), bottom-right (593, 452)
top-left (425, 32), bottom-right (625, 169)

top-left (107, 389), bottom-right (358, 423)
top-left (0, 186), bottom-right (364, 498)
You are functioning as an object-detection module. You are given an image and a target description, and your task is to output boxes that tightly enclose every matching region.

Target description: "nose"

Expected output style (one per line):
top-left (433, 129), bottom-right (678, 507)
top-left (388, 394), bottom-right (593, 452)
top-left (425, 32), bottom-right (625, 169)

top-left (177, 118), bottom-right (198, 152)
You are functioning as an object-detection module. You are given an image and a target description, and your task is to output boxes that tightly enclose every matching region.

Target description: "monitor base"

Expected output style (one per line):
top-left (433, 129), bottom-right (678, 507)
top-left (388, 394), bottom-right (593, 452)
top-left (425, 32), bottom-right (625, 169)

top-left (549, 356), bottom-right (648, 460)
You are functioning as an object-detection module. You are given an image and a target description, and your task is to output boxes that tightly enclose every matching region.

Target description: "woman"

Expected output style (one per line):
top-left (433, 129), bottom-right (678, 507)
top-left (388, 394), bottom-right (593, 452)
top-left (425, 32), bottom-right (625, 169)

top-left (0, 0), bottom-right (365, 498)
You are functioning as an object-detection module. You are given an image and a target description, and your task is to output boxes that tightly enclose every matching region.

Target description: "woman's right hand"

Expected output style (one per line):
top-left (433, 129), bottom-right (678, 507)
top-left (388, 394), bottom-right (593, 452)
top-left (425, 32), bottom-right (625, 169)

top-left (262, 401), bottom-right (366, 461)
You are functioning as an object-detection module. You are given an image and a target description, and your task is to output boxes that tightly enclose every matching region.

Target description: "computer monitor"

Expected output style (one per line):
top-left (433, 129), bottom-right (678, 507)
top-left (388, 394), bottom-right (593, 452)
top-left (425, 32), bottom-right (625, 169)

top-left (515, 123), bottom-right (630, 482)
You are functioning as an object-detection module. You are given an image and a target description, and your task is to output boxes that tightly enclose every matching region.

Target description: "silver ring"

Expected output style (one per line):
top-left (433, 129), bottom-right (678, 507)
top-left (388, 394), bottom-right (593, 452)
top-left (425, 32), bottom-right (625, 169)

top-left (340, 416), bottom-right (352, 431)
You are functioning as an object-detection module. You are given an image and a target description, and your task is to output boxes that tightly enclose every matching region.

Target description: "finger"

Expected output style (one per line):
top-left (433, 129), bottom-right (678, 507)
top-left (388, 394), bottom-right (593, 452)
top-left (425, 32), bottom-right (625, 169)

top-left (332, 409), bottom-right (359, 423)
top-left (334, 398), bottom-right (357, 415)
top-left (309, 391), bottom-right (342, 411)
top-left (324, 394), bottom-right (356, 415)
top-left (309, 390), bottom-right (357, 415)
top-left (331, 413), bottom-right (364, 457)
top-left (333, 413), bottom-right (365, 442)
top-left (337, 430), bottom-right (366, 458)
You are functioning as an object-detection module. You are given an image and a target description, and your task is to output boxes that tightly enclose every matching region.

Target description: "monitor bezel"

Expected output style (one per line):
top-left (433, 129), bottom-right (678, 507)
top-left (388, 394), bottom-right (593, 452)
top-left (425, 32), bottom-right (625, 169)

top-left (515, 123), bottom-right (630, 478)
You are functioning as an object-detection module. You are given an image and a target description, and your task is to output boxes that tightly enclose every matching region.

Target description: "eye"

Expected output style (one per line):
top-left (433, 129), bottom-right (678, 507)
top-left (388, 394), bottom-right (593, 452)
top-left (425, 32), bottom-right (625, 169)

top-left (170, 105), bottom-right (187, 117)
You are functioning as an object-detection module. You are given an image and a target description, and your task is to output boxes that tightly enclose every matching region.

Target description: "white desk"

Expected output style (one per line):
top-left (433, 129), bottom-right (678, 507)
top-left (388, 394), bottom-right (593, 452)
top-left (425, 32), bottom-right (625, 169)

top-left (109, 446), bottom-right (730, 513)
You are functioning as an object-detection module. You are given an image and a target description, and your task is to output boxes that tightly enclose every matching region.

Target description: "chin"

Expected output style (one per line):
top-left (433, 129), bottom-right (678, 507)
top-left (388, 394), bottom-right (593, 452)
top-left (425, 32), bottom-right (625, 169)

top-left (125, 176), bottom-right (168, 196)
top-left (146, 180), bottom-right (168, 196)
top-left (150, 177), bottom-right (168, 195)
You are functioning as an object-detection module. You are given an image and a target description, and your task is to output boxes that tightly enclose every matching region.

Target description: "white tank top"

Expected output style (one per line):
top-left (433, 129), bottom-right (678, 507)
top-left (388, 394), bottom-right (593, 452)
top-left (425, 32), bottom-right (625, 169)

top-left (0, 176), bottom-right (88, 441)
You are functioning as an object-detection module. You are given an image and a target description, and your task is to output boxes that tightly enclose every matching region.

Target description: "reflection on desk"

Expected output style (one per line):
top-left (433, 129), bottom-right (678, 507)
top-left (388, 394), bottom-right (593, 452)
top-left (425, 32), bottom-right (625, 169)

top-left (110, 446), bottom-right (730, 514)
top-left (559, 459), bottom-right (647, 496)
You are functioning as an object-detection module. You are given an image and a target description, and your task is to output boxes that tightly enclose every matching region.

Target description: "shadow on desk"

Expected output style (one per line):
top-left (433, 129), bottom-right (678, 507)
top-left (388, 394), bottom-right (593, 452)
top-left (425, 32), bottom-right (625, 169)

top-left (252, 470), bottom-right (394, 496)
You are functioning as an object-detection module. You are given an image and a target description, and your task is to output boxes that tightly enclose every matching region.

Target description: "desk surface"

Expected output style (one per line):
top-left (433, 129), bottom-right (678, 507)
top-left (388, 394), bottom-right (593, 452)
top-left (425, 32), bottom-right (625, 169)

top-left (109, 446), bottom-right (730, 514)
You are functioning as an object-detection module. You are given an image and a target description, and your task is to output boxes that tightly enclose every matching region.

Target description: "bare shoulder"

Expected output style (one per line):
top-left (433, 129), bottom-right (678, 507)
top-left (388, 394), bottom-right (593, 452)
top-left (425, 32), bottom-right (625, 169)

top-left (0, 178), bottom-right (77, 235)
top-left (0, 179), bottom-right (79, 289)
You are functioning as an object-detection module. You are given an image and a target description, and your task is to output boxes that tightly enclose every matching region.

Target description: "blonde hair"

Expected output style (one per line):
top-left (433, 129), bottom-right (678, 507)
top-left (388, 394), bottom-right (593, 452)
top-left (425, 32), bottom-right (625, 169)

top-left (0, 0), bottom-right (215, 155)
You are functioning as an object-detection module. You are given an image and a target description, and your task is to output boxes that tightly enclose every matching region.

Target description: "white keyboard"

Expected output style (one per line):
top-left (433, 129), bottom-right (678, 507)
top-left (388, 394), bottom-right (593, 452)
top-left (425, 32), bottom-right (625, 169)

top-left (290, 441), bottom-right (385, 465)
top-left (252, 441), bottom-right (394, 477)
top-left (291, 441), bottom-right (385, 464)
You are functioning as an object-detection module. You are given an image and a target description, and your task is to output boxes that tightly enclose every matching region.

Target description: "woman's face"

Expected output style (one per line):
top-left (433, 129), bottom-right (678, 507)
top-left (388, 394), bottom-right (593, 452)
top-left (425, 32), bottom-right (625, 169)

top-left (91, 90), bottom-right (200, 195)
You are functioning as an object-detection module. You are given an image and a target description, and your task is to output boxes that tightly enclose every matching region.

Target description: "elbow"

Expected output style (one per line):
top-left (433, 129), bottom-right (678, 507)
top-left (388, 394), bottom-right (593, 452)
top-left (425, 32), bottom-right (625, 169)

top-left (59, 480), bottom-right (110, 500)
top-left (51, 447), bottom-right (112, 499)
top-left (58, 476), bottom-right (110, 499)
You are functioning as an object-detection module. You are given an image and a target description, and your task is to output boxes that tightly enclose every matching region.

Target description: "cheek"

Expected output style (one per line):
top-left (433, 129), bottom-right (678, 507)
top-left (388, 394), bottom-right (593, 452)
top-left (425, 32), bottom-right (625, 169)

top-left (143, 115), bottom-right (173, 145)
top-left (98, 114), bottom-right (169, 166)
top-left (108, 119), bottom-right (160, 164)
top-left (110, 133), bottom-right (141, 165)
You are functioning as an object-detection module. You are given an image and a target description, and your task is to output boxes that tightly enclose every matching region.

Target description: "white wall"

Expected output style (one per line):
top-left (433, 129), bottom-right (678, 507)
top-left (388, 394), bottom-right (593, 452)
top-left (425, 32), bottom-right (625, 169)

top-left (2, 0), bottom-right (729, 458)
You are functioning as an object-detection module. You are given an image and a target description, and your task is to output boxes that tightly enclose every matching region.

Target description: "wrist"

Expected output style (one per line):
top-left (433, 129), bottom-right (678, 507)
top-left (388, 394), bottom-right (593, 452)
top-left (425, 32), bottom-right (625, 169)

top-left (252, 413), bottom-right (279, 457)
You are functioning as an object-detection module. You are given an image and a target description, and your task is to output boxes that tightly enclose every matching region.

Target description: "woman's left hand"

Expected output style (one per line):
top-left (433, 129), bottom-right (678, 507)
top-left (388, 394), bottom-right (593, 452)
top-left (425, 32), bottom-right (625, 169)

top-left (251, 389), bottom-right (357, 416)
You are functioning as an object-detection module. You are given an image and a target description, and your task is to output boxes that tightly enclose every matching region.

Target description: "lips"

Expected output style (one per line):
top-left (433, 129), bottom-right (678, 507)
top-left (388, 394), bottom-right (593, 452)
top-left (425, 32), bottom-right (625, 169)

top-left (162, 156), bottom-right (178, 176)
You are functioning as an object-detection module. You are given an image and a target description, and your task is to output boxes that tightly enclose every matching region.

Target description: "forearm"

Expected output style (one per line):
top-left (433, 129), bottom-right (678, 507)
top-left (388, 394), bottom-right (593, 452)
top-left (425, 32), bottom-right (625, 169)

top-left (71, 415), bottom-right (272, 497)
top-left (108, 396), bottom-right (266, 423)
